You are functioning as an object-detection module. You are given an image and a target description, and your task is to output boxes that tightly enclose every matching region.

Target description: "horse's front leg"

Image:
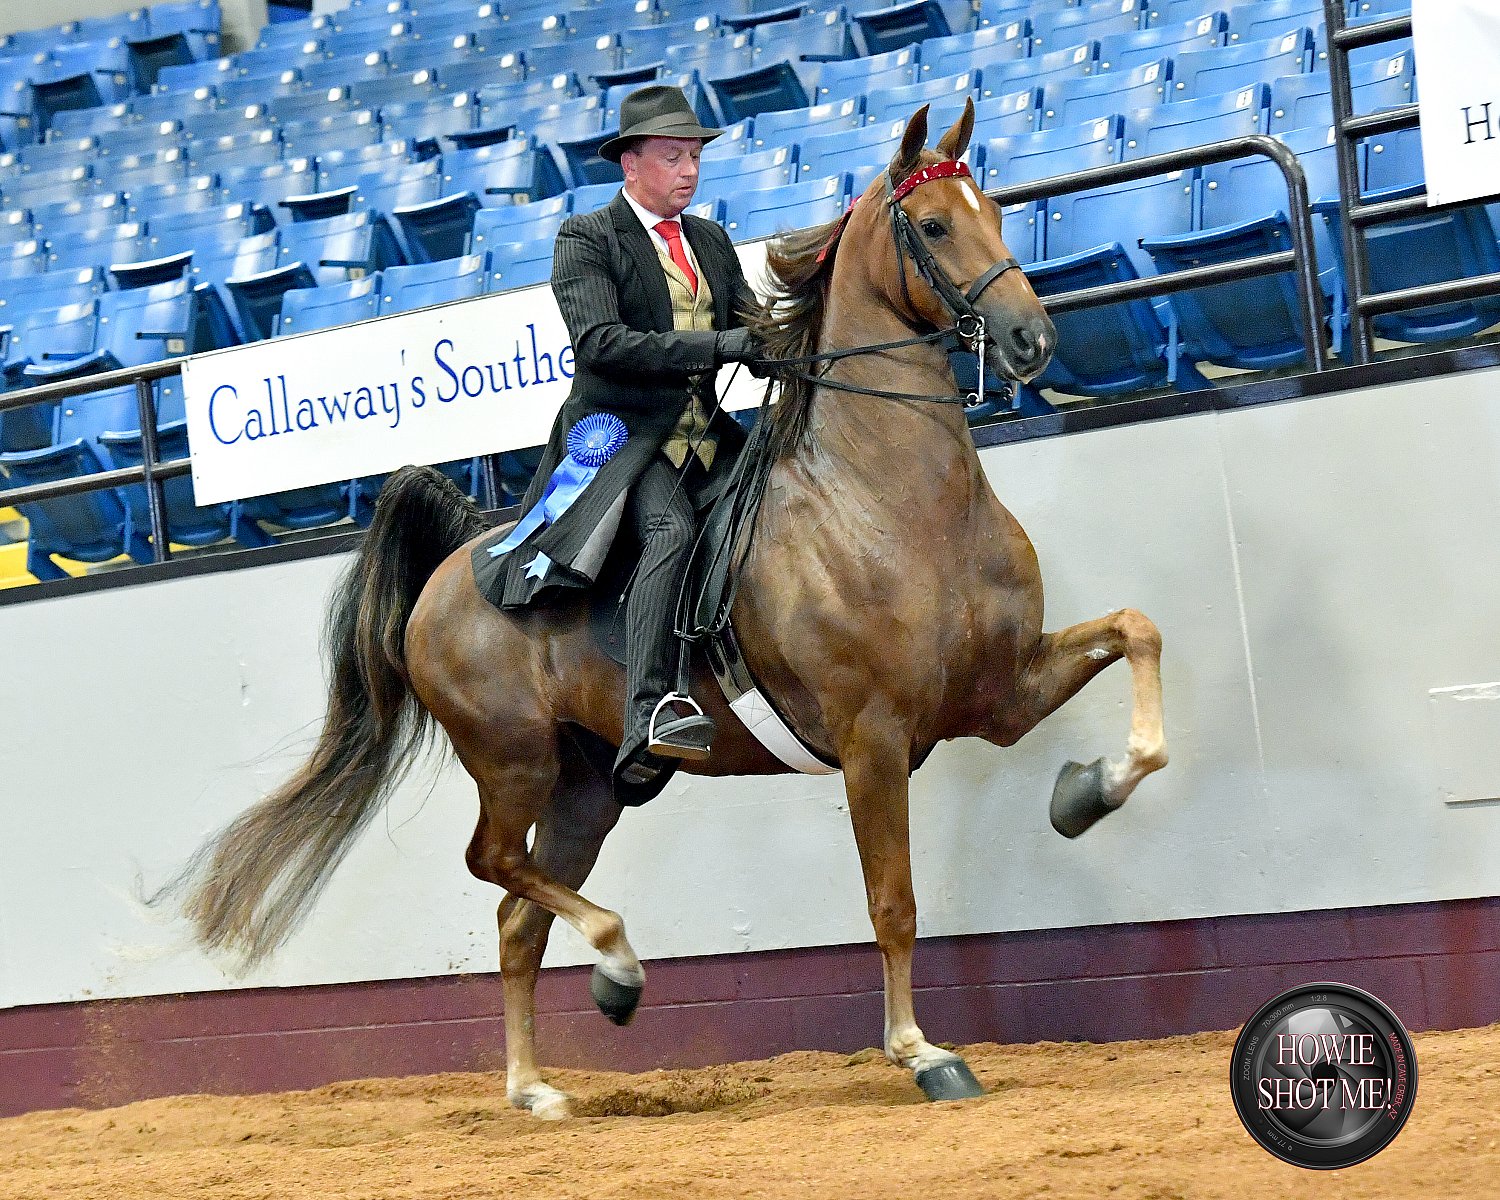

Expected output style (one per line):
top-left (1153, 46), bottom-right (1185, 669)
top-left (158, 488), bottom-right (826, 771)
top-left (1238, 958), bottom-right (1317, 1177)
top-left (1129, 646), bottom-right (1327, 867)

top-left (842, 706), bottom-right (984, 1102)
top-left (1009, 608), bottom-right (1168, 837)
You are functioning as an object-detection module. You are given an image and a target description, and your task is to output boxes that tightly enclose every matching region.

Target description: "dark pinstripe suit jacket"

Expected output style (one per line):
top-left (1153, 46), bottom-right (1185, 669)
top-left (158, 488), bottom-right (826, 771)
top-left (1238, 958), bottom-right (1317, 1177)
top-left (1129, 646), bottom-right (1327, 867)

top-left (474, 191), bottom-right (753, 611)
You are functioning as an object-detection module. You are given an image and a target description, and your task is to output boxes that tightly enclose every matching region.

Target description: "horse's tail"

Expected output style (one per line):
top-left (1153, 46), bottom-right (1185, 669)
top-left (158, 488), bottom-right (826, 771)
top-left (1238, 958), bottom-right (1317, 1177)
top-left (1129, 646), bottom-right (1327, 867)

top-left (173, 466), bottom-right (490, 966)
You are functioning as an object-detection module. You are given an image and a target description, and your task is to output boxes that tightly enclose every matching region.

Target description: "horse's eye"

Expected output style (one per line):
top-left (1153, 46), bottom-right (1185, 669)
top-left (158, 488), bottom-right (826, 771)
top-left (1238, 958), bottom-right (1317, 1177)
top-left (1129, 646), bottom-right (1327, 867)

top-left (921, 219), bottom-right (947, 239)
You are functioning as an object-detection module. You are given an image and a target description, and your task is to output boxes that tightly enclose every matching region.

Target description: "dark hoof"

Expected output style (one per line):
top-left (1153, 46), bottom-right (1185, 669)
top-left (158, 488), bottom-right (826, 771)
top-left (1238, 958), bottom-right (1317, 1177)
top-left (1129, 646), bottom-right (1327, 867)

top-left (916, 1059), bottom-right (984, 1102)
top-left (1050, 758), bottom-right (1120, 839)
top-left (590, 965), bottom-right (642, 1026)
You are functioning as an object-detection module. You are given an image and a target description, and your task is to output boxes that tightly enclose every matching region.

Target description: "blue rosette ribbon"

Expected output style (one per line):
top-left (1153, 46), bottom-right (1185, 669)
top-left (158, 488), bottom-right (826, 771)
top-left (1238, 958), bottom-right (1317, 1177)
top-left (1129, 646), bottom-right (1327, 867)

top-left (488, 413), bottom-right (629, 581)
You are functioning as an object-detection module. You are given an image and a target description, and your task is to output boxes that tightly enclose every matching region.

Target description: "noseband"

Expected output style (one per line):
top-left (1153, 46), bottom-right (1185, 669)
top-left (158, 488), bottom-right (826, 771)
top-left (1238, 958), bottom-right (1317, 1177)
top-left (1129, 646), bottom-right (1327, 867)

top-left (776, 158), bottom-right (1025, 409)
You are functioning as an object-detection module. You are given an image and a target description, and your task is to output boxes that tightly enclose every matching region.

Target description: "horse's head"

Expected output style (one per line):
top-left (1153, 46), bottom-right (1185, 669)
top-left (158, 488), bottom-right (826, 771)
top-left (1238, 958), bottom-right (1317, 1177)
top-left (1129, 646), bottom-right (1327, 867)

top-left (862, 101), bottom-right (1055, 384)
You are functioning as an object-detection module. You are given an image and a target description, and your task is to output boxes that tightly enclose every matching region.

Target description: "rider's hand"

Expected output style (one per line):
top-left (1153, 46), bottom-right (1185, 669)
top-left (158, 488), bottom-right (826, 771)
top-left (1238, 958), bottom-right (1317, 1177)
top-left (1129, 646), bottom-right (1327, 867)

top-left (713, 326), bottom-right (759, 367)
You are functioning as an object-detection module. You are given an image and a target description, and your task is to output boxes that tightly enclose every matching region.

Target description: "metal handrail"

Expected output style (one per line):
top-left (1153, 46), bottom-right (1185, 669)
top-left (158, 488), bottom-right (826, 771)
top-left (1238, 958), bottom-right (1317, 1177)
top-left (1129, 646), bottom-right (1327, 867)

top-left (987, 133), bottom-right (1329, 371)
top-left (1323, 0), bottom-right (1500, 362)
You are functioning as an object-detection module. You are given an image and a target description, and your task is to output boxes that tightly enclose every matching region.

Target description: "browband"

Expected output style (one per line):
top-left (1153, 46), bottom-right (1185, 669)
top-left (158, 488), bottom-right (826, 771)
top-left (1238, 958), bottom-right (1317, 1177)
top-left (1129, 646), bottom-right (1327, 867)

top-left (886, 158), bottom-right (973, 205)
top-left (815, 158), bottom-right (975, 265)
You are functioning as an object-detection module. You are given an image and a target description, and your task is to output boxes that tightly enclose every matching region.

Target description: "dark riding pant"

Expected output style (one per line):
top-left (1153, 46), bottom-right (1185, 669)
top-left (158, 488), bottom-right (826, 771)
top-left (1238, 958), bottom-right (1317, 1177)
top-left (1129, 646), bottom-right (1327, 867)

top-left (617, 454), bottom-right (703, 771)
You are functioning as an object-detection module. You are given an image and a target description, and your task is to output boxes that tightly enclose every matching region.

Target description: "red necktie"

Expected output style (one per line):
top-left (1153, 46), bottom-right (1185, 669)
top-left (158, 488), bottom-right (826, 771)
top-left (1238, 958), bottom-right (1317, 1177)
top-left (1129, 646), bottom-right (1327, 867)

top-left (653, 219), bottom-right (698, 295)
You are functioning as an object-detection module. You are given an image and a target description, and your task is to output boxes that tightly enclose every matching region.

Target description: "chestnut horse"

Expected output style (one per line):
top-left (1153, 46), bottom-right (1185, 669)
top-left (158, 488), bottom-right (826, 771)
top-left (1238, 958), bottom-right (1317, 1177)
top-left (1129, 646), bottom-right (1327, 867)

top-left (175, 103), bottom-right (1168, 1118)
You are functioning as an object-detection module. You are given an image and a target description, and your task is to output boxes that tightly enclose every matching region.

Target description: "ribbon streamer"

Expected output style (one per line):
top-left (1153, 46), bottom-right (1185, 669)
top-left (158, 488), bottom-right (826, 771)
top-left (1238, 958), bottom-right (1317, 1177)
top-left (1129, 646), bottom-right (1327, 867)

top-left (488, 413), bottom-right (629, 581)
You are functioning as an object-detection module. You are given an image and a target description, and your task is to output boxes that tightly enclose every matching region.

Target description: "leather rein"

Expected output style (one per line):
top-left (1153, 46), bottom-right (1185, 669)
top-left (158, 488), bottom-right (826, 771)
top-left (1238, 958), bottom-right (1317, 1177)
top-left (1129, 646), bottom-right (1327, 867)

top-left (762, 159), bottom-right (1025, 410)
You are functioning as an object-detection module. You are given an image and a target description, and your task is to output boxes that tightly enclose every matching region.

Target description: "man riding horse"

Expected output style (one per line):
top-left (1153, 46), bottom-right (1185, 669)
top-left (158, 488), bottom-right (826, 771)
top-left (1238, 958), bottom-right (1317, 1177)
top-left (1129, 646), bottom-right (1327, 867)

top-left (477, 85), bottom-right (761, 802)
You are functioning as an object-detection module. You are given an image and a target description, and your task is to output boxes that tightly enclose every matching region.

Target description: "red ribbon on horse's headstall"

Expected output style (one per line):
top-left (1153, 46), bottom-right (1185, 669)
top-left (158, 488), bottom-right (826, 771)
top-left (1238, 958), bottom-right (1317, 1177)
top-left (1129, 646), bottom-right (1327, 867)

top-left (815, 199), bottom-right (857, 265)
top-left (887, 158), bottom-right (973, 206)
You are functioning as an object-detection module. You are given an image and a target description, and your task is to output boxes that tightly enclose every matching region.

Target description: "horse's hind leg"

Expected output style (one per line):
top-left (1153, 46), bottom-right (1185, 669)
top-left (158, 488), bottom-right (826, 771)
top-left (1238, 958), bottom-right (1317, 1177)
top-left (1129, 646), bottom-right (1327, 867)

top-left (1010, 609), bottom-right (1168, 837)
top-left (462, 735), bottom-right (635, 1119)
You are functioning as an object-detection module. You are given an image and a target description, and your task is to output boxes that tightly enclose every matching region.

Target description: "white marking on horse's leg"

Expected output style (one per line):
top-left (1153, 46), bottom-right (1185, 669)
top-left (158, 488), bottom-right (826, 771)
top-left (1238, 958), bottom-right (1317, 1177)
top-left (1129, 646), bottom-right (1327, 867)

top-left (1099, 609), bottom-right (1168, 806)
top-left (580, 909), bottom-right (645, 988)
top-left (508, 1079), bottom-right (572, 1121)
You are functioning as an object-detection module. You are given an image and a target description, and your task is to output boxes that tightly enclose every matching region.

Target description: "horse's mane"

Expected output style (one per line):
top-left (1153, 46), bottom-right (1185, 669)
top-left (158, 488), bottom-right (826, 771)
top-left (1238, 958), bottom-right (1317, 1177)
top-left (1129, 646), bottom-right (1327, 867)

top-left (741, 212), bottom-right (848, 463)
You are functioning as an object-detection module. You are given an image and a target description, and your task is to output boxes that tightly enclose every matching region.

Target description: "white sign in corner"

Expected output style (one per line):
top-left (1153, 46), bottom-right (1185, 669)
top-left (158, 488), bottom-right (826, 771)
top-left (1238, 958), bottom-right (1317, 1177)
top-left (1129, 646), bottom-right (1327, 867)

top-left (182, 239), bottom-right (772, 506)
top-left (1411, 0), bottom-right (1500, 207)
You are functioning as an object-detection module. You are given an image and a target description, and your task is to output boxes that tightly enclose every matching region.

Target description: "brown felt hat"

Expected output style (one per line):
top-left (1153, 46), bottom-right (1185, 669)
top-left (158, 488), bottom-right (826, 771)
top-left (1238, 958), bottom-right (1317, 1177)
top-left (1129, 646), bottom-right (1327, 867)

top-left (598, 84), bottom-right (722, 163)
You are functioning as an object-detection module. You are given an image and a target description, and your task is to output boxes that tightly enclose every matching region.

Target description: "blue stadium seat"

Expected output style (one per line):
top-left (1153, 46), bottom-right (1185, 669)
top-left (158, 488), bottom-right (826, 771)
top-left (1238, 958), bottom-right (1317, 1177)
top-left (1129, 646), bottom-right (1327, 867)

top-left (1169, 27), bottom-right (1314, 99)
top-left (486, 237), bottom-right (558, 290)
top-left (267, 85), bottom-right (359, 127)
top-left (1226, 0), bottom-right (1326, 50)
top-left (26, 277), bottom-right (198, 383)
top-left (127, 174), bottom-right (224, 219)
top-left (2, 167), bottom-right (97, 211)
top-left (0, 240), bottom-right (44, 282)
top-left (97, 375), bottom-right (271, 551)
top-left (1, 299), bottom-right (96, 387)
top-left (704, 59), bottom-right (810, 124)
top-left (220, 158), bottom-right (319, 211)
top-left (981, 116), bottom-right (1120, 188)
top-left (752, 9), bottom-right (858, 65)
top-left (1097, 12), bottom-right (1226, 71)
top-left (301, 50), bottom-right (397, 90)
top-left (663, 33), bottom-right (756, 82)
top-left (752, 97), bottom-right (863, 149)
top-left (103, 147), bottom-right (193, 192)
top-left (1267, 53), bottom-right (1411, 134)
top-left (566, 180), bottom-right (622, 212)
top-left (548, 127), bottom-right (624, 190)
top-left (0, 210), bottom-right (32, 246)
top-left (278, 209), bottom-right (403, 287)
top-left (443, 139), bottom-right (565, 204)
top-left (699, 144), bottom-right (797, 204)
top-left (31, 191), bottom-right (131, 238)
top-left (807, 46), bottom-right (916, 103)
top-left (382, 92), bottom-right (482, 151)
top-left (317, 140), bottom-right (420, 191)
top-left (796, 116), bottom-right (905, 182)
top-left (380, 252), bottom-right (488, 313)
top-left (917, 23), bottom-right (1029, 80)
top-left (150, 201), bottom-right (273, 256)
top-left (1122, 84), bottom-right (1266, 159)
top-left (979, 40), bottom-right (1100, 98)
top-left (1030, 0), bottom-right (1146, 54)
top-left (618, 14), bottom-right (717, 68)
top-left (466, 193), bottom-right (570, 247)
top-left (434, 52), bottom-right (531, 96)
top-left (147, 0), bottom-right (223, 61)
top-left (0, 383), bottom-right (155, 579)
top-left (275, 275), bottom-right (380, 335)
top-left (386, 191), bottom-right (481, 262)
top-left (350, 66), bottom-right (439, 112)
top-left (278, 111), bottom-right (383, 161)
top-left (352, 159), bottom-right (443, 215)
top-left (46, 223), bottom-right (150, 272)
top-left (862, 70), bottom-right (977, 128)
top-left (276, 186), bottom-right (359, 225)
top-left (524, 35), bottom-right (622, 82)
top-left (96, 120), bottom-right (188, 160)
top-left (969, 86), bottom-right (1040, 143)
top-left (850, 0), bottom-right (952, 57)
top-left (722, 173), bottom-right (845, 240)
top-left (1040, 59), bottom-right (1168, 130)
top-left (508, 98), bottom-right (607, 148)
top-left (189, 127), bottom-right (281, 175)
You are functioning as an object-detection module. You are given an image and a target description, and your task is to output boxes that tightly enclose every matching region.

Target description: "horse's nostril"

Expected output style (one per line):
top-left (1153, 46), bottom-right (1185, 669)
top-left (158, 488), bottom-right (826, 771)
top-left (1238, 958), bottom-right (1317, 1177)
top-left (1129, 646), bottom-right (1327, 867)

top-left (1010, 326), bottom-right (1038, 363)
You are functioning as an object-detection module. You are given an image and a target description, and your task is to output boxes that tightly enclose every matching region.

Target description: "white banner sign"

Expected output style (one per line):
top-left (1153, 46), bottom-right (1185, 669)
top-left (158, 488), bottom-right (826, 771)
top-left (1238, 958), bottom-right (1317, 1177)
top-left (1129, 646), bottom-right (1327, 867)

top-left (183, 239), bottom-right (772, 505)
top-left (1412, 0), bottom-right (1500, 206)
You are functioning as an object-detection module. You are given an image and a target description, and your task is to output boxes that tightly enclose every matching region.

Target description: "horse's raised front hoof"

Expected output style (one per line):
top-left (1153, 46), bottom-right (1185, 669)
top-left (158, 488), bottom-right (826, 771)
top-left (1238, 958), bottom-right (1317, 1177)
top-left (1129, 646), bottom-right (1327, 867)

top-left (915, 1059), bottom-right (985, 1102)
top-left (1050, 757), bottom-right (1119, 839)
top-left (590, 964), bottom-right (643, 1026)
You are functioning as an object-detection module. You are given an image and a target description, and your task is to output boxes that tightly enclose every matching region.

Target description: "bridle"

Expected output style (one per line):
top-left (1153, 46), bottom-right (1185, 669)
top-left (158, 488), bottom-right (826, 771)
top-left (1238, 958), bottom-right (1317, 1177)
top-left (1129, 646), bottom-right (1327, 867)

top-left (763, 158), bottom-right (1026, 411)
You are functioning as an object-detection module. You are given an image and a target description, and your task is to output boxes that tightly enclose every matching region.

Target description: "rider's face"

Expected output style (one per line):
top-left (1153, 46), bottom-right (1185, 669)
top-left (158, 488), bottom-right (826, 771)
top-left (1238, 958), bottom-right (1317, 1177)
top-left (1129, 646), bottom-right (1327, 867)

top-left (621, 136), bottom-right (703, 219)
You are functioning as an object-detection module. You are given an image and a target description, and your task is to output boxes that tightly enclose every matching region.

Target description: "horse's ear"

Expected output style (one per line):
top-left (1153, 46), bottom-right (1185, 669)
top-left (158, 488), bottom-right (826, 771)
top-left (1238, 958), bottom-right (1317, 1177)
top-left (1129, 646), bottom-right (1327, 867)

top-left (934, 97), bottom-right (974, 162)
top-left (891, 104), bottom-right (930, 185)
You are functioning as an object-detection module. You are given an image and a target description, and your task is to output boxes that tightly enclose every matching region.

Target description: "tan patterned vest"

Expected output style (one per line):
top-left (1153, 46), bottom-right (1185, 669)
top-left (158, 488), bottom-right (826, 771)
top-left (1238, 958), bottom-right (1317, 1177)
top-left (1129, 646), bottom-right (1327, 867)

top-left (656, 240), bottom-right (718, 471)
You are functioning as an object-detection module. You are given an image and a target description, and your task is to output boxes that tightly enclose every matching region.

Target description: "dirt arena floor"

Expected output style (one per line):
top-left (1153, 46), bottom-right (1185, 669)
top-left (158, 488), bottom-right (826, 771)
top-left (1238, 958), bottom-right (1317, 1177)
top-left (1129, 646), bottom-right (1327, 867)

top-left (3, 1024), bottom-right (1497, 1200)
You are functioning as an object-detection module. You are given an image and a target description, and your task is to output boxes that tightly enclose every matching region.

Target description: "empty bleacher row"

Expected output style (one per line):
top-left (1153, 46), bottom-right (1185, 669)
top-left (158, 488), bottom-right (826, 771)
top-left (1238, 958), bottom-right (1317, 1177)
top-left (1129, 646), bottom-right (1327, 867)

top-left (1, 0), bottom-right (1483, 584)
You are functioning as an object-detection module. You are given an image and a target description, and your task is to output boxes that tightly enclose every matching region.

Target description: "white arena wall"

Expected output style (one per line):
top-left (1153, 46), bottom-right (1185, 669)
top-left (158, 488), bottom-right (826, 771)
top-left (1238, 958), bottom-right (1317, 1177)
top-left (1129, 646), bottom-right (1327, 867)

top-left (3, 357), bottom-right (1499, 1013)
